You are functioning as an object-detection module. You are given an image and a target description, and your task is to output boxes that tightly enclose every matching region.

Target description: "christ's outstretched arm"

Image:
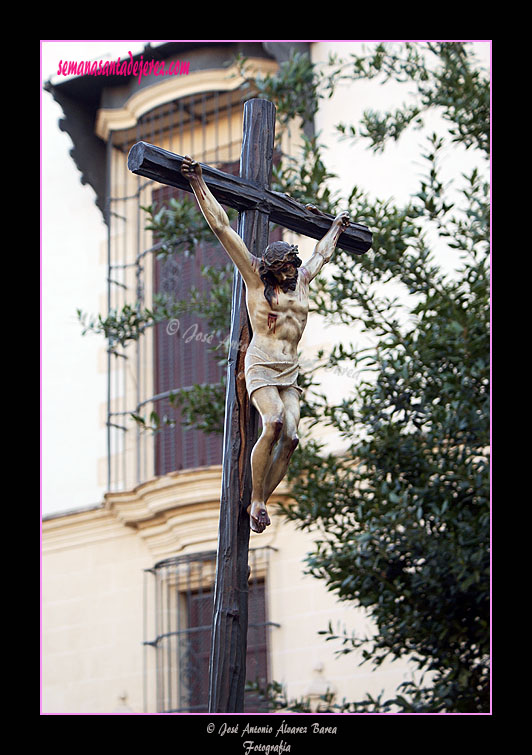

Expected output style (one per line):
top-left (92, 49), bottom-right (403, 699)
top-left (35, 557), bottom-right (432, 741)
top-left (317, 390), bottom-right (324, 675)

top-left (181, 155), bottom-right (259, 287)
top-left (302, 207), bottom-right (351, 282)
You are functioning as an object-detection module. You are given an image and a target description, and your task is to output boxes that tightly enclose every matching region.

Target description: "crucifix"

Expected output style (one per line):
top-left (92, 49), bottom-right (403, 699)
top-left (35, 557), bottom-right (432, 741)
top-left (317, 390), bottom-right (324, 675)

top-left (128, 98), bottom-right (371, 712)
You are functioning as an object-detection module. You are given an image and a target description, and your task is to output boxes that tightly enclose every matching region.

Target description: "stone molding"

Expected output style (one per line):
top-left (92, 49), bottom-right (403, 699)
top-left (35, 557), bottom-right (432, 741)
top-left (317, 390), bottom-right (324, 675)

top-left (43, 465), bottom-right (286, 561)
top-left (95, 58), bottom-right (279, 141)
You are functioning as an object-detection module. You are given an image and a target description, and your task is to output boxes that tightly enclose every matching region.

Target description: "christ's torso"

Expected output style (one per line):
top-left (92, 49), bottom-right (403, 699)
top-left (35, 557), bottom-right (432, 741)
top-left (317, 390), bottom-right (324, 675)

top-left (246, 268), bottom-right (310, 361)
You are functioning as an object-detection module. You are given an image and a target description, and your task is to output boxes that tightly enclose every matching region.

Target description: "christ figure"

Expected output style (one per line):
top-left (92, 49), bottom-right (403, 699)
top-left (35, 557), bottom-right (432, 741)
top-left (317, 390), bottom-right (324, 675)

top-left (181, 156), bottom-right (350, 533)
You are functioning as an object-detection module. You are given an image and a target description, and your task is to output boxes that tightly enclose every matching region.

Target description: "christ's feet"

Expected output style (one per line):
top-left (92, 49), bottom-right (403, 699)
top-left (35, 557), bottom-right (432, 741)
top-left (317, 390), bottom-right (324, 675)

top-left (247, 501), bottom-right (271, 534)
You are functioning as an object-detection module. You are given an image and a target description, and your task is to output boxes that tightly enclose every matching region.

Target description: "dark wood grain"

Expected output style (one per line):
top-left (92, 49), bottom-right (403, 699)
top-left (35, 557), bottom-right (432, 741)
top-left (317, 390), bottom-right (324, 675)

top-left (207, 99), bottom-right (274, 713)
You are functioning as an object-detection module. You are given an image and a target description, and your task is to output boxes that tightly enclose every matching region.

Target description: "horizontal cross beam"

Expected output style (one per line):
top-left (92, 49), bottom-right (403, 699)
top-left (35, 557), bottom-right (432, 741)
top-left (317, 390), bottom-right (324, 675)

top-left (127, 141), bottom-right (372, 256)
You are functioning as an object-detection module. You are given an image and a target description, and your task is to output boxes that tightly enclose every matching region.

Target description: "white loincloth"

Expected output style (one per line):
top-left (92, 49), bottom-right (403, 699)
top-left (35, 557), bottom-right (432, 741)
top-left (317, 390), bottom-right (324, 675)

top-left (244, 343), bottom-right (303, 400)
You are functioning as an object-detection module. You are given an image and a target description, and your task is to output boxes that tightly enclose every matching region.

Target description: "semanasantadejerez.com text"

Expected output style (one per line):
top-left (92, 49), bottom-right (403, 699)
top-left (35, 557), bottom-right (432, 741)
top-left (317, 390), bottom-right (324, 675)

top-left (56, 51), bottom-right (190, 83)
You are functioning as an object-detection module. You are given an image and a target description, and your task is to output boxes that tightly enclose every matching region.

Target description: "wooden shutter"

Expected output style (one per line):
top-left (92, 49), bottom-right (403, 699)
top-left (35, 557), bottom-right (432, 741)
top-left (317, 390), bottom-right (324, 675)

top-left (186, 579), bottom-right (269, 712)
top-left (152, 180), bottom-right (230, 475)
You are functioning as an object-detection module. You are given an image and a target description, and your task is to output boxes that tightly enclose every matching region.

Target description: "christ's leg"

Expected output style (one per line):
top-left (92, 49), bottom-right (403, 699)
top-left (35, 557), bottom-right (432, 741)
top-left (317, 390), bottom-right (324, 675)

top-left (263, 387), bottom-right (300, 503)
top-left (248, 386), bottom-right (285, 533)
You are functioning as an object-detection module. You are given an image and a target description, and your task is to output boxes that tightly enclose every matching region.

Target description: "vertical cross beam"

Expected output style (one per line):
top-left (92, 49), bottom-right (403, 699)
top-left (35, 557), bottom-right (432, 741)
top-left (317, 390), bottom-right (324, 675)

top-left (208, 99), bottom-right (276, 713)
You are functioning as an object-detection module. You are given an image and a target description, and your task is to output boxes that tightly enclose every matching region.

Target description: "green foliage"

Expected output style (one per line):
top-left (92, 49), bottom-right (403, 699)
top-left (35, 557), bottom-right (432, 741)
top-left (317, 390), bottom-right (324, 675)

top-left (167, 381), bottom-right (227, 436)
top-left (245, 678), bottom-right (418, 714)
top-left (329, 42), bottom-right (490, 155)
top-left (272, 43), bottom-right (489, 714)
top-left (271, 135), bottom-right (339, 214)
top-left (241, 42), bottom-right (489, 713)
top-left (77, 303), bottom-right (157, 349)
top-left (241, 42), bottom-right (489, 156)
top-left (236, 50), bottom-right (320, 128)
top-left (142, 196), bottom-right (238, 258)
top-left (132, 382), bottom-right (227, 436)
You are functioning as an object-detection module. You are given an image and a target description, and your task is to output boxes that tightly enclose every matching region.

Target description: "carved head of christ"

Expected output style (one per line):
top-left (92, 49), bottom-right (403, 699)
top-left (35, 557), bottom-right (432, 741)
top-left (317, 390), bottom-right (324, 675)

top-left (258, 241), bottom-right (302, 307)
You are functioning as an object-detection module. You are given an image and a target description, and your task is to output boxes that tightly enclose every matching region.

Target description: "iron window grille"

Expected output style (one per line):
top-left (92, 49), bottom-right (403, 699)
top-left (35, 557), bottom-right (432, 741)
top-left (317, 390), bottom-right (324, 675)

top-left (142, 547), bottom-right (277, 713)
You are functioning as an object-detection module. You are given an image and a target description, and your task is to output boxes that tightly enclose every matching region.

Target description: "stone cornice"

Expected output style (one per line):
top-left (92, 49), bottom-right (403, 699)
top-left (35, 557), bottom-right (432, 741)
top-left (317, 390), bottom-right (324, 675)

top-left (95, 58), bottom-right (279, 141)
top-left (43, 465), bottom-right (287, 561)
top-left (104, 464), bottom-right (223, 526)
top-left (42, 504), bottom-right (125, 553)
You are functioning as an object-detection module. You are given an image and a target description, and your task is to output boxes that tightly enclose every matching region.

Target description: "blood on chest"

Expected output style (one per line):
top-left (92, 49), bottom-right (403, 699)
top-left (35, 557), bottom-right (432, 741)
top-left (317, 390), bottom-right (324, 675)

top-left (267, 312), bottom-right (278, 333)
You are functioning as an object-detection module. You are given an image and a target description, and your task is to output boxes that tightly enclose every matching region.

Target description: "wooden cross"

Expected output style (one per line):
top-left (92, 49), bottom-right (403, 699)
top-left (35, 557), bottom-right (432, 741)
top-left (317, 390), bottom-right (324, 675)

top-left (128, 98), bottom-right (371, 713)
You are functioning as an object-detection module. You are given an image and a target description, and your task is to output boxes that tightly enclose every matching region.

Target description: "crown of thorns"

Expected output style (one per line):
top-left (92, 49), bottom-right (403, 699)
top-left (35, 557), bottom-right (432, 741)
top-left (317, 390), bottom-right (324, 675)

top-left (261, 241), bottom-right (301, 271)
